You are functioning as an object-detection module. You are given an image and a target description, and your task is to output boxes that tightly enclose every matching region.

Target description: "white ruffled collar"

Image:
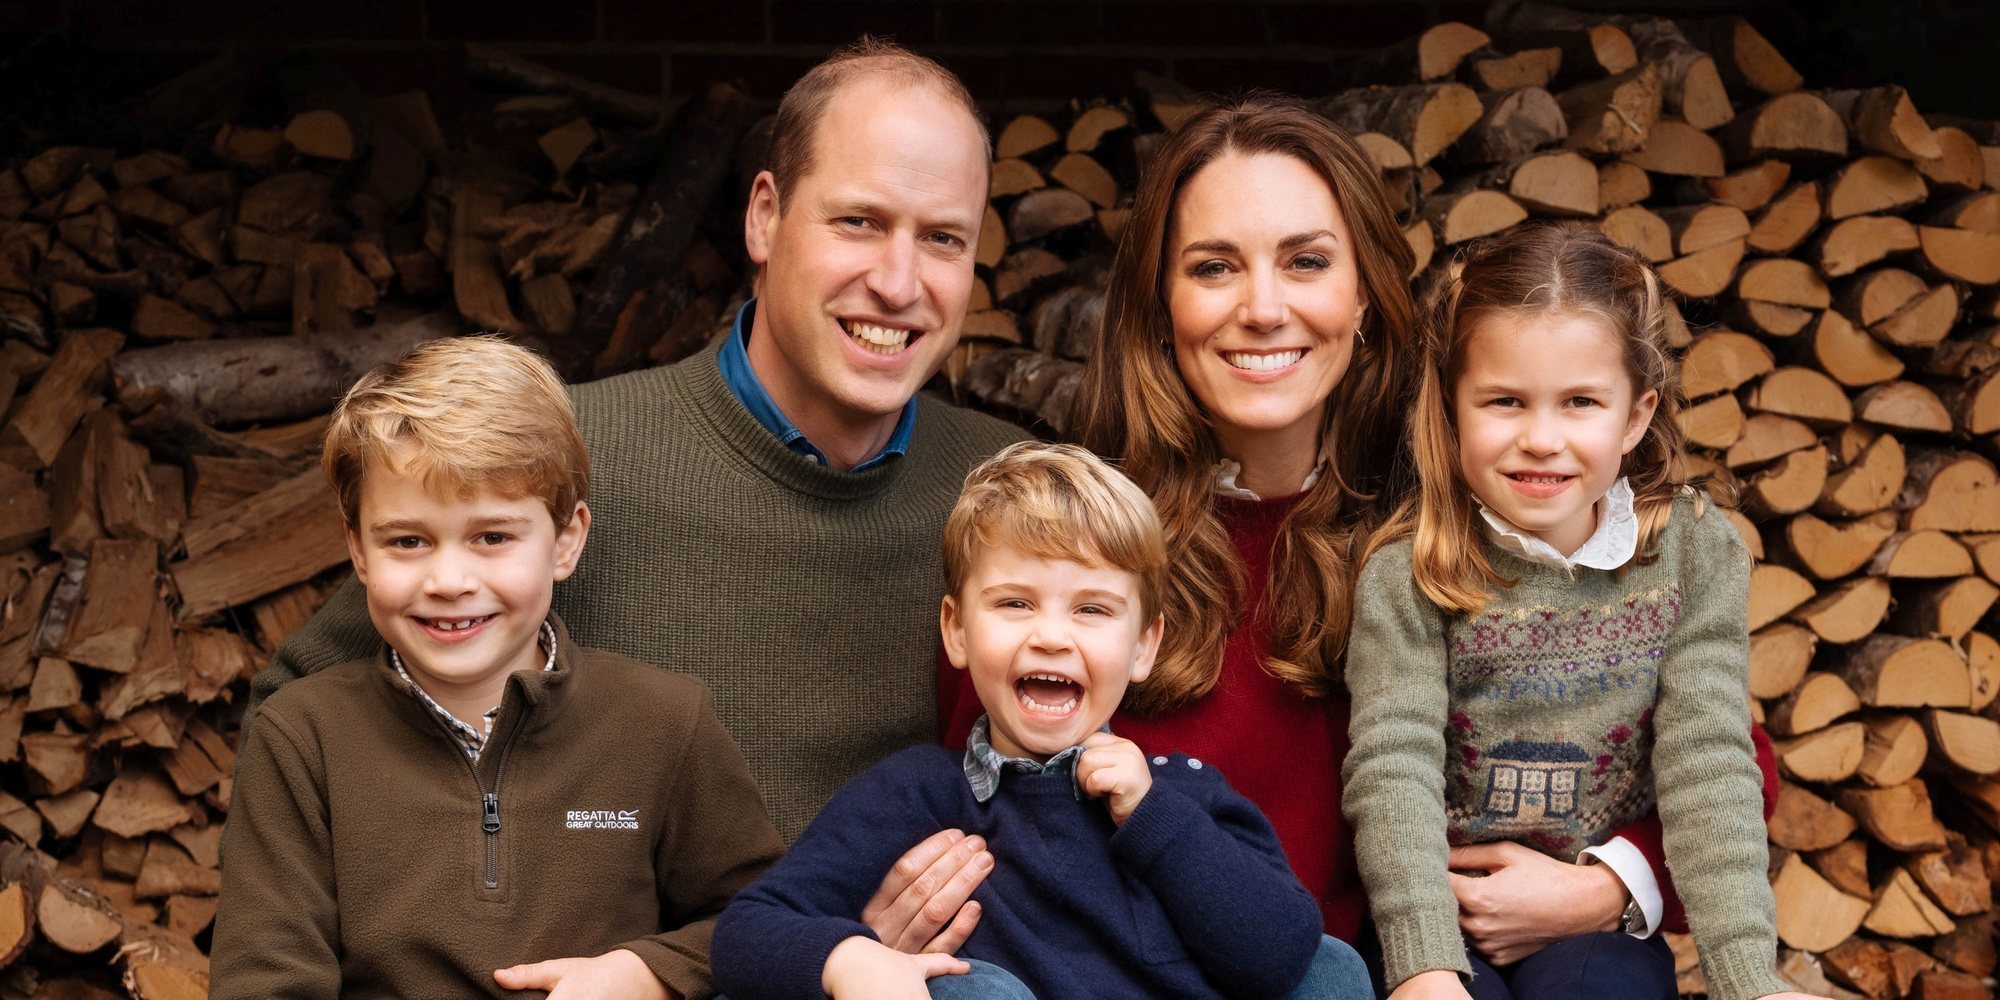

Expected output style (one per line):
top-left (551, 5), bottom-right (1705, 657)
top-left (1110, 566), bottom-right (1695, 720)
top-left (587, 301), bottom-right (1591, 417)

top-left (1211, 445), bottom-right (1330, 501)
top-left (1478, 477), bottom-right (1638, 571)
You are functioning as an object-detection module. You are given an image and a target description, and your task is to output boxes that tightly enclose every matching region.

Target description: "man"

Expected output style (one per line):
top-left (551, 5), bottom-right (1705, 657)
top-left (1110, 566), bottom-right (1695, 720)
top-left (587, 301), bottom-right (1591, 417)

top-left (254, 41), bottom-right (1024, 935)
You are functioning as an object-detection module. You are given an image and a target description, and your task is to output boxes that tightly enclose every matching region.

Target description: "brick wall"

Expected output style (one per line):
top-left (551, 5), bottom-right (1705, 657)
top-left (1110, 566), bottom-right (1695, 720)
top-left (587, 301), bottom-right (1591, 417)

top-left (2, 0), bottom-right (1995, 119)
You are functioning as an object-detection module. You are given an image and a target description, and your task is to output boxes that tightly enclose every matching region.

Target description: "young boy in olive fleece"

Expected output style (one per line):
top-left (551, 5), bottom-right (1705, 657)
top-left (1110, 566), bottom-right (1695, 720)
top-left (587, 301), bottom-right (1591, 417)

top-left (213, 337), bottom-right (783, 1000)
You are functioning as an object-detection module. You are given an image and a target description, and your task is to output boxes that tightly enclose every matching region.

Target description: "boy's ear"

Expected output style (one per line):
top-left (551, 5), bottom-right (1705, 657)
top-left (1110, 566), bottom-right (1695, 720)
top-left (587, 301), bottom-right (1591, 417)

top-left (1622, 388), bottom-right (1660, 454)
top-left (1128, 613), bottom-right (1164, 685)
top-left (939, 595), bottom-right (970, 672)
top-left (744, 171), bottom-right (781, 267)
top-left (343, 525), bottom-right (369, 585)
top-left (551, 502), bottom-right (590, 582)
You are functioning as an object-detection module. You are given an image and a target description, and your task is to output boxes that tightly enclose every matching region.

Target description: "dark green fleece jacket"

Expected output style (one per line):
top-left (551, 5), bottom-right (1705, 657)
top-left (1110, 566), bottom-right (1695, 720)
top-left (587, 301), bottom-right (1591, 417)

top-left (213, 619), bottom-right (784, 999)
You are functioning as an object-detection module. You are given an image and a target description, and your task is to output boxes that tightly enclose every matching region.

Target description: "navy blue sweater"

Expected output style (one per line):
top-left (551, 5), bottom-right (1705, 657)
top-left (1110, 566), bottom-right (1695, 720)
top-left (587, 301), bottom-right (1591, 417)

top-left (711, 744), bottom-right (1322, 1000)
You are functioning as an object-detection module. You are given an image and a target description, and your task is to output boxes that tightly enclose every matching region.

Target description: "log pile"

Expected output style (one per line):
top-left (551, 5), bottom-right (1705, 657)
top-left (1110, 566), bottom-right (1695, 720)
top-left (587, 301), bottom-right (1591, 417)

top-left (0, 3), bottom-right (1996, 994)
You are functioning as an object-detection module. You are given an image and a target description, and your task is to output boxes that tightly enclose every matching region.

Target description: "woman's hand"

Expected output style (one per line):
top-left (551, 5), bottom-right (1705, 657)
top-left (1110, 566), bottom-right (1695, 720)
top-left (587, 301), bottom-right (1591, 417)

top-left (1448, 841), bottom-right (1627, 966)
top-left (1388, 969), bottom-right (1474, 1000)
top-left (860, 829), bottom-right (993, 954)
top-left (822, 937), bottom-right (969, 1000)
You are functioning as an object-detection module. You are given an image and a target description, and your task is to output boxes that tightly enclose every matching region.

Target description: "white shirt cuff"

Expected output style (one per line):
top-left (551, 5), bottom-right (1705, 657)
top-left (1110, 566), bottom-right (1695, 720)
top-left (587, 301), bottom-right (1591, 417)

top-left (1579, 836), bottom-right (1663, 939)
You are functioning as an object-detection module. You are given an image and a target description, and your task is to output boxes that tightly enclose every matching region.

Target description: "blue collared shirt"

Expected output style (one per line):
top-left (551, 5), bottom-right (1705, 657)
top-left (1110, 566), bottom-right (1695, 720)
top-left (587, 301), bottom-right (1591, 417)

top-left (716, 299), bottom-right (916, 472)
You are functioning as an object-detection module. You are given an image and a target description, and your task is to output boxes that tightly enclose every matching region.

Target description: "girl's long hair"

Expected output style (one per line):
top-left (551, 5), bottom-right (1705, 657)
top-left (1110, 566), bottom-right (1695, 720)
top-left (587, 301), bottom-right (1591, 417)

top-left (1073, 93), bottom-right (1417, 714)
top-left (1372, 223), bottom-right (1703, 615)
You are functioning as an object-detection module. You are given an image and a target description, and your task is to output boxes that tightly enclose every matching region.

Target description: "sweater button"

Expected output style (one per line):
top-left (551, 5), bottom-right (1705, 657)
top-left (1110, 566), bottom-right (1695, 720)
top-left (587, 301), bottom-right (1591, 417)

top-left (1151, 756), bottom-right (1168, 766)
top-left (1188, 759), bottom-right (1203, 769)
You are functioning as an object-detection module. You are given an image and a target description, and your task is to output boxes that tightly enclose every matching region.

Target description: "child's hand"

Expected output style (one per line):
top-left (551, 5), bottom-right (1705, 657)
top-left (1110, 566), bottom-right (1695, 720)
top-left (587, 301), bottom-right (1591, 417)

top-left (822, 936), bottom-right (969, 1000)
top-left (494, 948), bottom-right (671, 1000)
top-left (1756, 993), bottom-right (1832, 1000)
top-left (1388, 969), bottom-right (1474, 1000)
top-left (1077, 732), bottom-right (1153, 826)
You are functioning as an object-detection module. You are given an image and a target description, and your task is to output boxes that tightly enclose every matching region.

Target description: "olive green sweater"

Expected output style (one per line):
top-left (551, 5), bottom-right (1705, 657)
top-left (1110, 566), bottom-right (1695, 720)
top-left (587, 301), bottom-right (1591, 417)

top-left (213, 619), bottom-right (785, 999)
top-left (1343, 495), bottom-right (1785, 1000)
top-left (252, 342), bottom-right (1027, 841)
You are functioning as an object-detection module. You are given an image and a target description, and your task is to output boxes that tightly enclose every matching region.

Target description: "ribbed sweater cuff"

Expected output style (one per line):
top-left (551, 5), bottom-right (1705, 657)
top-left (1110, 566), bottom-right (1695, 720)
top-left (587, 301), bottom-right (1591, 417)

top-left (1699, 938), bottom-right (1787, 1000)
top-left (1379, 914), bottom-right (1471, 990)
top-left (783, 920), bottom-right (877, 1000)
top-left (1108, 783), bottom-right (1200, 873)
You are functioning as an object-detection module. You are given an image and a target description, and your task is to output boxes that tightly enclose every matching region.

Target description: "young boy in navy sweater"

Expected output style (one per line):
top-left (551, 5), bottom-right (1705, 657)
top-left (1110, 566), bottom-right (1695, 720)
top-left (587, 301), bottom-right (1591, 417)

top-left (712, 442), bottom-right (1364, 1000)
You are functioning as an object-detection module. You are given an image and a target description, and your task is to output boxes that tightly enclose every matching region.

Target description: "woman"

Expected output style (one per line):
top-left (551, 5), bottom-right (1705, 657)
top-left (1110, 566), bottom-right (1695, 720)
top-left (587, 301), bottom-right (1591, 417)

top-left (933, 95), bottom-right (1761, 975)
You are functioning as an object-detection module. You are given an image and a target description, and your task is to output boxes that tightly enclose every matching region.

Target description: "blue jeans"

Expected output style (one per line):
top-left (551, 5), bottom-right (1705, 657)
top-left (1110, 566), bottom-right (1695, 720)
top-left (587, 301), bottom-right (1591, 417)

top-left (920, 932), bottom-right (1376, 996)
top-left (927, 959), bottom-right (1036, 999)
top-left (1283, 935), bottom-right (1376, 1000)
top-left (925, 935), bottom-right (1371, 998)
top-left (1464, 932), bottom-right (1676, 1000)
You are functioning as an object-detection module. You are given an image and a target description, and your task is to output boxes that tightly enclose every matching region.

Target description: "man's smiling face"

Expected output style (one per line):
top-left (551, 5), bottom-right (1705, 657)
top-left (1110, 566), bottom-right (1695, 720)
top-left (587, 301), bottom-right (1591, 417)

top-left (743, 76), bottom-right (989, 456)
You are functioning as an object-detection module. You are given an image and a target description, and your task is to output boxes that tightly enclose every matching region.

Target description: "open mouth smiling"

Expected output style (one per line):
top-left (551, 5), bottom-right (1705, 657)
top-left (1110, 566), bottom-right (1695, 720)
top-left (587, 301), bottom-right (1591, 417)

top-left (1221, 349), bottom-right (1305, 372)
top-left (841, 318), bottom-right (924, 356)
top-left (1015, 673), bottom-right (1081, 715)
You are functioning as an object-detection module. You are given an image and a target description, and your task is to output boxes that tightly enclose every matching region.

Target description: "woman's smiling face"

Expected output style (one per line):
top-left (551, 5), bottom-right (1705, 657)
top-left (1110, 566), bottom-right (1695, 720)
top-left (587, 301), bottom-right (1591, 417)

top-left (1165, 150), bottom-right (1367, 447)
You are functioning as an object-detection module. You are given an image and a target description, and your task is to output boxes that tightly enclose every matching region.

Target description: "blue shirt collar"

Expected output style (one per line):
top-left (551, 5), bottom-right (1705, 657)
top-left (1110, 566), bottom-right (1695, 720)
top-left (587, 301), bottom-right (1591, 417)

top-left (716, 299), bottom-right (917, 473)
top-left (962, 714), bottom-right (1106, 804)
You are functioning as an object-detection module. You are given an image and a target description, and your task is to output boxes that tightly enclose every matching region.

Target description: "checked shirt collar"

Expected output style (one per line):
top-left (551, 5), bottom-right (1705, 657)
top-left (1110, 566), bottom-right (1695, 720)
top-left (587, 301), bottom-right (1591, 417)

top-left (962, 714), bottom-right (1109, 804)
top-left (390, 619), bottom-right (557, 763)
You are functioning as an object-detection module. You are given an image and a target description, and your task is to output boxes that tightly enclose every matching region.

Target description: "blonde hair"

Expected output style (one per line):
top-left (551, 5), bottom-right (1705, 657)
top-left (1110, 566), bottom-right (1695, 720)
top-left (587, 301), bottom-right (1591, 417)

top-left (768, 36), bottom-right (989, 207)
top-left (1071, 93), bottom-right (1418, 714)
top-left (323, 336), bottom-right (589, 528)
top-left (1380, 223), bottom-right (1701, 615)
top-left (943, 442), bottom-right (1168, 622)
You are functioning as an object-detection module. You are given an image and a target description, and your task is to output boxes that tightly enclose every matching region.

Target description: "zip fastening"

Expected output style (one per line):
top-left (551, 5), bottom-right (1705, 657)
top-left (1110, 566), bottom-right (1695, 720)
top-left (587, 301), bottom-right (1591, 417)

top-left (415, 696), bottom-right (531, 891)
top-left (480, 792), bottom-right (501, 888)
top-left (481, 712), bottom-right (529, 890)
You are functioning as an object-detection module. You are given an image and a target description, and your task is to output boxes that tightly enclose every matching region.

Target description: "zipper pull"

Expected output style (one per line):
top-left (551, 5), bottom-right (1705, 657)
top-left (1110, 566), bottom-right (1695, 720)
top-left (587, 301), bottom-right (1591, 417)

top-left (482, 792), bottom-right (501, 833)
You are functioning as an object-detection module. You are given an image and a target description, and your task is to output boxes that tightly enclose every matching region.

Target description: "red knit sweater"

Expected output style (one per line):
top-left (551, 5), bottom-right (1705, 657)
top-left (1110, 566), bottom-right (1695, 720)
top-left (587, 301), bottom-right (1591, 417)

top-left (938, 492), bottom-right (1777, 943)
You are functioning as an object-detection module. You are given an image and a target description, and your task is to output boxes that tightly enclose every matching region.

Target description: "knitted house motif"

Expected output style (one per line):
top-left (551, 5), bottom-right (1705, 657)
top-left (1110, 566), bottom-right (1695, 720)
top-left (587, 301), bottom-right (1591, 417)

top-left (1481, 740), bottom-right (1590, 823)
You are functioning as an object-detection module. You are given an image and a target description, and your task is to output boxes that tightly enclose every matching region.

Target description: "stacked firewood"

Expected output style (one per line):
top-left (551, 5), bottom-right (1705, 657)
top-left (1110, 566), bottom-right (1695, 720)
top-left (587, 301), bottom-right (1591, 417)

top-left (0, 1), bottom-right (1997, 995)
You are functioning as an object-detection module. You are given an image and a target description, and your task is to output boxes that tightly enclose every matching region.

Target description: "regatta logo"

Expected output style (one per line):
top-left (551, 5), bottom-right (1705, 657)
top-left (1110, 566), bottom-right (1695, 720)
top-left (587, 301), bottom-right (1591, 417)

top-left (566, 809), bottom-right (639, 831)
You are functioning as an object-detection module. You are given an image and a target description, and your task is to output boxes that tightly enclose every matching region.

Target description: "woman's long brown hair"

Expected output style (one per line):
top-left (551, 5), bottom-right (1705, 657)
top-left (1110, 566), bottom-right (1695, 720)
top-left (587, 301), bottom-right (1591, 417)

top-left (1073, 93), bottom-right (1418, 715)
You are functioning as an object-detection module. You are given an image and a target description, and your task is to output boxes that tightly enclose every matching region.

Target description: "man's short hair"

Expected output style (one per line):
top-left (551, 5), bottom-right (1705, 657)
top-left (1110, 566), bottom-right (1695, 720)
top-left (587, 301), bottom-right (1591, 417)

top-left (767, 36), bottom-right (990, 207)
top-left (323, 336), bottom-right (589, 529)
top-left (943, 442), bottom-right (1167, 620)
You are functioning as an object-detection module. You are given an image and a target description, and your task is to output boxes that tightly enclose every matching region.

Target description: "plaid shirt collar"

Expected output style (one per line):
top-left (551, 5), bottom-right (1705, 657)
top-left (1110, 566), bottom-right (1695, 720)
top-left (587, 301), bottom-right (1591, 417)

top-left (962, 714), bottom-right (1107, 804)
top-left (391, 619), bottom-right (558, 763)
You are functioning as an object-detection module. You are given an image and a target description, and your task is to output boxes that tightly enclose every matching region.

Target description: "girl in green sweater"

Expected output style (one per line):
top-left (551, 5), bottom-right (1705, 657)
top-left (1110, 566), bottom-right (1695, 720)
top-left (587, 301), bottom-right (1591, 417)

top-left (1342, 225), bottom-right (1824, 1000)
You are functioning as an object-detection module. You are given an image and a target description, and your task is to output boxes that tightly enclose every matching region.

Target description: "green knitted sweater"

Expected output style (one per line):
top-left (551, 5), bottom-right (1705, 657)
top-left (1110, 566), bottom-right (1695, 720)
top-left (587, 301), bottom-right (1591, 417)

top-left (251, 341), bottom-right (1028, 841)
top-left (1342, 494), bottom-right (1785, 1000)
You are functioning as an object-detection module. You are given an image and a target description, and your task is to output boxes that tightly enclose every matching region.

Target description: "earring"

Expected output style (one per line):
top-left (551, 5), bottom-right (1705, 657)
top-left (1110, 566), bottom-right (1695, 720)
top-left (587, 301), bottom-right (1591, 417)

top-left (1353, 322), bottom-right (1366, 346)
